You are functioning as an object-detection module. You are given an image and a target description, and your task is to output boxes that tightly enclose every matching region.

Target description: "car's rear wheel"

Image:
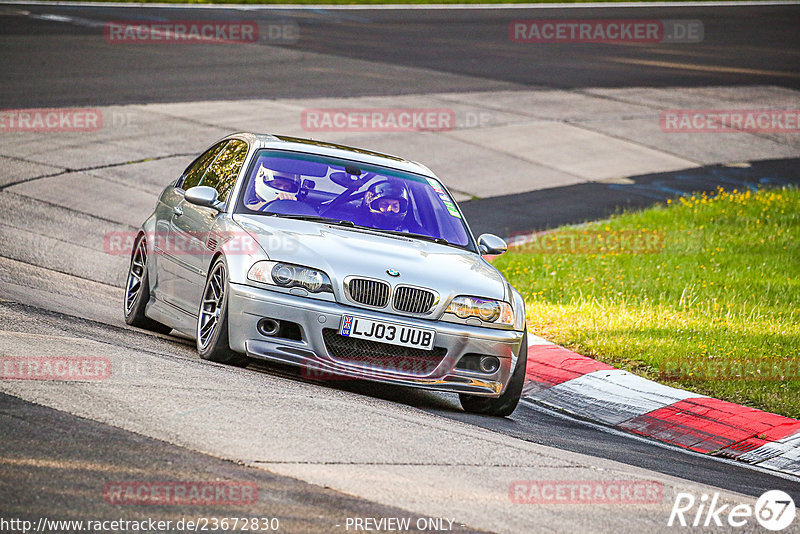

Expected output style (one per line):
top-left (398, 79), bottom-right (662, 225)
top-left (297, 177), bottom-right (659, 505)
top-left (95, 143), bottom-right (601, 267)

top-left (459, 330), bottom-right (527, 417)
top-left (197, 257), bottom-right (249, 367)
top-left (124, 235), bottom-right (172, 334)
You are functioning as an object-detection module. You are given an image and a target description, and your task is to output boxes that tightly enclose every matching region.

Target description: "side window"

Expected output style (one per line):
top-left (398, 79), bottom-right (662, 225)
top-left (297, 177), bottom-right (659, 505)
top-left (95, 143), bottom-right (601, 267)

top-left (199, 139), bottom-right (248, 202)
top-left (179, 142), bottom-right (226, 190)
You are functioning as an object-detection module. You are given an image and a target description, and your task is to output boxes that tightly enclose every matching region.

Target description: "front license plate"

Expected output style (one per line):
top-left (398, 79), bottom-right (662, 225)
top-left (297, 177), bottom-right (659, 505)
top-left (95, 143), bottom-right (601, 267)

top-left (339, 315), bottom-right (435, 351)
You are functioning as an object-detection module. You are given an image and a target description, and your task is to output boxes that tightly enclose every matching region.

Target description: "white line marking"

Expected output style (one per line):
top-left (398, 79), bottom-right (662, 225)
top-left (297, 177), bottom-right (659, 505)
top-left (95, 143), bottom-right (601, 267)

top-left (28, 12), bottom-right (105, 27)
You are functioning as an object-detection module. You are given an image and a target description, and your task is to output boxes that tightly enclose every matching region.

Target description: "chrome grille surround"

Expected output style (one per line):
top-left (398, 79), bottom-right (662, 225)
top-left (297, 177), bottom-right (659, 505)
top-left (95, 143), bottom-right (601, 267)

top-left (344, 276), bottom-right (390, 308)
top-left (392, 285), bottom-right (439, 315)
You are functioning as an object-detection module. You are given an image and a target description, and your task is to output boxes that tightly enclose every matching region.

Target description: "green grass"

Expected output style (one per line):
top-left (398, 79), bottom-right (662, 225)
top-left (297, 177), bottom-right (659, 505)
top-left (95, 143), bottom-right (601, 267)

top-left (494, 187), bottom-right (800, 418)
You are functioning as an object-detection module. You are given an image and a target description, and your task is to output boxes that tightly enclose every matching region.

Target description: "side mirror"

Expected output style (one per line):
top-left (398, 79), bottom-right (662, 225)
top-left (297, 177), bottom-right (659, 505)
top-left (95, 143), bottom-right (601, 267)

top-left (478, 233), bottom-right (508, 255)
top-left (184, 186), bottom-right (223, 211)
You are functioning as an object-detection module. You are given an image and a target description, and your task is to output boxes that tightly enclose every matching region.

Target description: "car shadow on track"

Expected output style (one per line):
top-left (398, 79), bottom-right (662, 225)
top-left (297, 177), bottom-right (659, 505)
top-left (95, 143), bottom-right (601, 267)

top-left (245, 358), bottom-right (462, 412)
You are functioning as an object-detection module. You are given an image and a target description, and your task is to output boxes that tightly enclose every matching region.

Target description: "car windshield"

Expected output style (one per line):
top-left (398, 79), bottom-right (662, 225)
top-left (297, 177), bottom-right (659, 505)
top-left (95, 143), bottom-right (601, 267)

top-left (236, 149), bottom-right (474, 249)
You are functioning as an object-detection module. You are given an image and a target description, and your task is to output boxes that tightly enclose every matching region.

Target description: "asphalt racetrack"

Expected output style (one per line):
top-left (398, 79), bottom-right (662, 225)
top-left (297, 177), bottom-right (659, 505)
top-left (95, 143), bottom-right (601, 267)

top-left (2, 3), bottom-right (800, 106)
top-left (1, 3), bottom-right (799, 532)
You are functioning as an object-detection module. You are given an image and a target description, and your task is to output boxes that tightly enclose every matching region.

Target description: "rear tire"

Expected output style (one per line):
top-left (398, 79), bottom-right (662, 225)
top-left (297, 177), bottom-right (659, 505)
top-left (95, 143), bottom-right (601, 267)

top-left (124, 235), bottom-right (173, 335)
top-left (459, 331), bottom-right (527, 417)
top-left (197, 257), bottom-right (249, 368)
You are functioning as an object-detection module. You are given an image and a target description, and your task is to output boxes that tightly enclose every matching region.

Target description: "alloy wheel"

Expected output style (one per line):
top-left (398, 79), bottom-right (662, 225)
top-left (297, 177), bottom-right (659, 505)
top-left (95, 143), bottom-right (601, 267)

top-left (199, 262), bottom-right (226, 349)
top-left (125, 238), bottom-right (147, 315)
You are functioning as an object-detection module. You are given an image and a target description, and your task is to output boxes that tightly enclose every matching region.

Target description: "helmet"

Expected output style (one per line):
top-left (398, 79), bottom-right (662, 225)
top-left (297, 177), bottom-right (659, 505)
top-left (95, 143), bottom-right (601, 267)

top-left (364, 179), bottom-right (410, 230)
top-left (254, 163), bottom-right (301, 203)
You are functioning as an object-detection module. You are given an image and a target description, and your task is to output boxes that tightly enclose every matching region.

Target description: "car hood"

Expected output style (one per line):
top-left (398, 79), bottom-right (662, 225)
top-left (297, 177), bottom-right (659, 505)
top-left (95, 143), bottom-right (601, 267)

top-left (233, 214), bottom-right (509, 305)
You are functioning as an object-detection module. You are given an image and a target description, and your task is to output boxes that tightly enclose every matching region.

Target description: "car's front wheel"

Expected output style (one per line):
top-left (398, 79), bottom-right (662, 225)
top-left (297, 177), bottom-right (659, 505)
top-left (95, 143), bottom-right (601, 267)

top-left (197, 257), bottom-right (249, 367)
top-left (459, 330), bottom-right (527, 417)
top-left (124, 235), bottom-right (172, 334)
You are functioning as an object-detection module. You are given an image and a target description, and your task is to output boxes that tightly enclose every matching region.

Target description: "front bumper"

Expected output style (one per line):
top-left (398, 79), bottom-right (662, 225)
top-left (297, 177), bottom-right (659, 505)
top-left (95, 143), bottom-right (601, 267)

top-left (227, 282), bottom-right (524, 396)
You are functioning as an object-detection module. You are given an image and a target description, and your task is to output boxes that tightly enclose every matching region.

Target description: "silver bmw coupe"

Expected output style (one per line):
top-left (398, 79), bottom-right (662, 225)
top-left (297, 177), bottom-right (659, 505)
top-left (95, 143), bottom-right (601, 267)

top-left (124, 133), bottom-right (527, 416)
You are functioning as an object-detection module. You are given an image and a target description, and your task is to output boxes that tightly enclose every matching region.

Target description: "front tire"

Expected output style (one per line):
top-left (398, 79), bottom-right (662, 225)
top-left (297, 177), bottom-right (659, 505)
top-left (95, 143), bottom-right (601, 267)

top-left (124, 235), bottom-right (172, 334)
top-left (459, 331), bottom-right (527, 417)
top-left (197, 257), bottom-right (249, 367)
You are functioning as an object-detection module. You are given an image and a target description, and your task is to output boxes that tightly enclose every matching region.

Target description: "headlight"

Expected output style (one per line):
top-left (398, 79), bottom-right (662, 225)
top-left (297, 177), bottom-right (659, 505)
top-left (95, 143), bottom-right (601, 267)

top-left (247, 261), bottom-right (332, 294)
top-left (445, 296), bottom-right (514, 326)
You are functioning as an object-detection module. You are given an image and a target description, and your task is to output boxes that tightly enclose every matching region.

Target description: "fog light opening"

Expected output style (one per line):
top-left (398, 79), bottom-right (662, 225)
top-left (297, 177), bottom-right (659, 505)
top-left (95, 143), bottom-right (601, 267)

top-left (257, 318), bottom-right (280, 337)
top-left (479, 356), bottom-right (500, 374)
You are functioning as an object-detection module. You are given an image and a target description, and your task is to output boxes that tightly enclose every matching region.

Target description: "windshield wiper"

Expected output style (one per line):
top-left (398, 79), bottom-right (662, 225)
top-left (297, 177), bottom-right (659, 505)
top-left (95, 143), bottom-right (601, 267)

top-left (267, 213), bottom-right (355, 227)
top-left (377, 229), bottom-right (452, 246)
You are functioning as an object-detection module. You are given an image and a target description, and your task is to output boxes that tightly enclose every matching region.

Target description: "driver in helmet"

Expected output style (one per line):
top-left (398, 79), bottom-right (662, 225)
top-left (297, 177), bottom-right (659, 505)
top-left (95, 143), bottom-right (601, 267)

top-left (247, 163), bottom-right (301, 210)
top-left (363, 178), bottom-right (420, 232)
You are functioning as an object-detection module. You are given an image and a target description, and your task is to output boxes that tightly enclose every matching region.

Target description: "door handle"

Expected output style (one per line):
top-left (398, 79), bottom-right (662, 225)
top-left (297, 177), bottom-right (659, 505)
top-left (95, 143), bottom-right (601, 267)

top-left (173, 206), bottom-right (183, 217)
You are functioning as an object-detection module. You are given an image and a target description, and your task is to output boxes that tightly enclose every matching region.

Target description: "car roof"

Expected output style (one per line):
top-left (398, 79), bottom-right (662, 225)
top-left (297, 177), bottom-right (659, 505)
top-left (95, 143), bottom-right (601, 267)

top-left (230, 132), bottom-right (437, 178)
